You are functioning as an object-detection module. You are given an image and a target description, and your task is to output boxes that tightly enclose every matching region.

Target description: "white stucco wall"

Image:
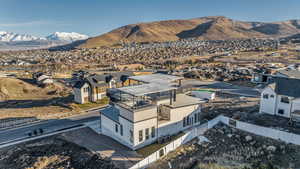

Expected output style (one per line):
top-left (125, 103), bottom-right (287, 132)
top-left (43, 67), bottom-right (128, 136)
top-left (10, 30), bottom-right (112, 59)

top-left (74, 83), bottom-right (89, 104)
top-left (158, 104), bottom-right (201, 138)
top-left (292, 99), bottom-right (300, 112)
top-left (276, 95), bottom-right (292, 118)
top-left (259, 87), bottom-right (276, 115)
top-left (101, 114), bottom-right (134, 149)
top-left (133, 118), bottom-right (158, 150)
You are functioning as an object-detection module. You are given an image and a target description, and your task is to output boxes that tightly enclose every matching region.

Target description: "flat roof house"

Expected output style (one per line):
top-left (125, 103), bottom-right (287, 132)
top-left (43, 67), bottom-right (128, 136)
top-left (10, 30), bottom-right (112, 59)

top-left (100, 74), bottom-right (203, 150)
top-left (259, 77), bottom-right (300, 120)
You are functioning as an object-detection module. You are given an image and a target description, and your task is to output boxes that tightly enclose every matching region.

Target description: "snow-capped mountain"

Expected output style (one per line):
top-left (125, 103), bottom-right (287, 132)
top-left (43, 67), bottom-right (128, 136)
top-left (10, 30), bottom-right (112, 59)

top-left (0, 31), bottom-right (89, 51)
top-left (0, 31), bottom-right (43, 42)
top-left (46, 32), bottom-right (89, 42)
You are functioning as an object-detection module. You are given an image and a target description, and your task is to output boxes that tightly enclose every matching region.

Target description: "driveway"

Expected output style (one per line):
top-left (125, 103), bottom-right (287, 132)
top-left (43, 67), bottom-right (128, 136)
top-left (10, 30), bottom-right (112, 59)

top-left (61, 127), bottom-right (142, 169)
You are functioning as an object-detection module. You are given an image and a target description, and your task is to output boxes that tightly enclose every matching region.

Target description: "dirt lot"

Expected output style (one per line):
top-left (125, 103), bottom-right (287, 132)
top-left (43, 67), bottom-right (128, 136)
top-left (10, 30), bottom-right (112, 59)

top-left (0, 77), bottom-right (107, 122)
top-left (149, 123), bottom-right (300, 169)
top-left (0, 135), bottom-right (117, 169)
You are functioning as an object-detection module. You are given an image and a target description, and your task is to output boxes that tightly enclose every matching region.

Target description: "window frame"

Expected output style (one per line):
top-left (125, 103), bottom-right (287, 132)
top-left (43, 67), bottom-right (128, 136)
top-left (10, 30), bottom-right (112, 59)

top-left (139, 130), bottom-right (143, 142)
top-left (280, 96), bottom-right (289, 104)
top-left (263, 94), bottom-right (269, 99)
top-left (151, 126), bottom-right (155, 138)
top-left (145, 128), bottom-right (149, 140)
top-left (120, 124), bottom-right (123, 136)
top-left (115, 124), bottom-right (118, 133)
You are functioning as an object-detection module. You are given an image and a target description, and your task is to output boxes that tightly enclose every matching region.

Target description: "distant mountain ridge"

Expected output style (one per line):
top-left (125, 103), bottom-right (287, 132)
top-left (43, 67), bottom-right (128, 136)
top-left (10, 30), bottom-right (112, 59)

top-left (78, 16), bottom-right (300, 48)
top-left (0, 31), bottom-right (88, 51)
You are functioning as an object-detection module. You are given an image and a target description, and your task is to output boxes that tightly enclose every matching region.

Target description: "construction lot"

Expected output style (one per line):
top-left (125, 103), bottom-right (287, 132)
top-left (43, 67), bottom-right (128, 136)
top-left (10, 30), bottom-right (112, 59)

top-left (149, 123), bottom-right (300, 169)
top-left (0, 134), bottom-right (117, 169)
top-left (0, 127), bottom-right (143, 169)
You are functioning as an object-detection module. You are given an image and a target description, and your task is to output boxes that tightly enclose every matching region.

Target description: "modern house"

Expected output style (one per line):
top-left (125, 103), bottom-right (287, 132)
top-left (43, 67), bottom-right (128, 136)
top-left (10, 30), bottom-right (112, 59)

top-left (259, 77), bottom-right (300, 120)
top-left (73, 72), bottom-right (134, 104)
top-left (274, 69), bottom-right (300, 79)
top-left (32, 72), bottom-right (53, 86)
top-left (100, 74), bottom-right (203, 150)
top-left (252, 69), bottom-right (300, 84)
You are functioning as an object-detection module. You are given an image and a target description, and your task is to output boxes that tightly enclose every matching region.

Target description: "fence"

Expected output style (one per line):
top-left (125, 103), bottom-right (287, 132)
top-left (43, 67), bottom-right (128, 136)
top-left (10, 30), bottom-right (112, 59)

top-left (130, 122), bottom-right (209, 169)
top-left (220, 116), bottom-right (300, 145)
top-left (129, 115), bottom-right (300, 169)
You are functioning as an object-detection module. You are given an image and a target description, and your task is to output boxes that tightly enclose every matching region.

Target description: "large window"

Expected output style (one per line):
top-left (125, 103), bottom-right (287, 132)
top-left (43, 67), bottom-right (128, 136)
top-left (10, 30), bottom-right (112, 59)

top-left (130, 130), bottom-right (133, 143)
top-left (139, 130), bottom-right (143, 142)
top-left (278, 109), bottom-right (284, 115)
top-left (120, 124), bottom-right (123, 136)
top-left (183, 117), bottom-right (186, 127)
top-left (151, 126), bottom-right (155, 138)
top-left (263, 94), bottom-right (269, 99)
top-left (197, 112), bottom-right (201, 122)
top-left (115, 124), bottom-right (118, 133)
top-left (145, 128), bottom-right (149, 140)
top-left (83, 87), bottom-right (89, 93)
top-left (281, 97), bottom-right (289, 104)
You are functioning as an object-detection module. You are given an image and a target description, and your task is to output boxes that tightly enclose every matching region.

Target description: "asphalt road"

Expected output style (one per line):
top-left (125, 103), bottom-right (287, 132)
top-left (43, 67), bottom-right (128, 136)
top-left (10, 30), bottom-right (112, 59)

top-left (182, 80), bottom-right (260, 97)
top-left (0, 109), bottom-right (102, 144)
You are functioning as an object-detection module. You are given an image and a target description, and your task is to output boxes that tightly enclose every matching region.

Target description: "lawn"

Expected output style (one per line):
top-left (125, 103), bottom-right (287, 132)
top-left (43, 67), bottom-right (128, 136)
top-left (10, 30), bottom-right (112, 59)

top-left (136, 132), bottom-right (185, 157)
top-left (74, 97), bottom-right (109, 110)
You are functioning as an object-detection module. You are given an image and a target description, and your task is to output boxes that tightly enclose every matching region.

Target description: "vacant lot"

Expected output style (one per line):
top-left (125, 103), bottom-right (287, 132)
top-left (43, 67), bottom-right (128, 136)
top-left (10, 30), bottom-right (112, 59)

top-left (149, 123), bottom-right (300, 169)
top-left (0, 135), bottom-right (117, 169)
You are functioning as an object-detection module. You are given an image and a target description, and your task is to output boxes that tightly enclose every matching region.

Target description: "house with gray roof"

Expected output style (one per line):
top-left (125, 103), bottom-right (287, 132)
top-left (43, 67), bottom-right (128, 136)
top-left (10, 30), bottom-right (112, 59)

top-left (73, 72), bottom-right (134, 104)
top-left (259, 77), bottom-right (300, 120)
top-left (100, 73), bottom-right (203, 150)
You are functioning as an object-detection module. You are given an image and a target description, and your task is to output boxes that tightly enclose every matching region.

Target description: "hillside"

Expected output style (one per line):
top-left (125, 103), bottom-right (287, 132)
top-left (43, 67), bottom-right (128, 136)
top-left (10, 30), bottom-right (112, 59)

top-left (79, 16), bottom-right (300, 48)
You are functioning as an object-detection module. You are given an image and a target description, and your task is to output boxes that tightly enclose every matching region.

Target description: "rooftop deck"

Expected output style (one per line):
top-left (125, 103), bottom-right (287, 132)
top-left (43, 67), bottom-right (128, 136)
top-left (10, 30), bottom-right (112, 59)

top-left (129, 74), bottom-right (183, 84)
top-left (164, 94), bottom-right (203, 108)
top-left (115, 83), bottom-right (177, 96)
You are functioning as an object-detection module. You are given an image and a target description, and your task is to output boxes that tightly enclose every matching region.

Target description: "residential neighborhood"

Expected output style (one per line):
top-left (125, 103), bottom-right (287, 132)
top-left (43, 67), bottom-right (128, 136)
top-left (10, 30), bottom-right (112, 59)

top-left (1, 1), bottom-right (300, 168)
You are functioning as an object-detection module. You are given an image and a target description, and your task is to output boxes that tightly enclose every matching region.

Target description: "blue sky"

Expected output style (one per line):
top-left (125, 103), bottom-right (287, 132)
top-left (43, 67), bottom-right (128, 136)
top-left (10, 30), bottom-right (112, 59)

top-left (0, 0), bottom-right (299, 37)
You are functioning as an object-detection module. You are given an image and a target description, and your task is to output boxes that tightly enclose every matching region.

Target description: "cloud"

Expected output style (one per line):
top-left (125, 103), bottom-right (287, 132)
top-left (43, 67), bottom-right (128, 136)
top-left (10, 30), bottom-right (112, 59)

top-left (0, 20), bottom-right (61, 27)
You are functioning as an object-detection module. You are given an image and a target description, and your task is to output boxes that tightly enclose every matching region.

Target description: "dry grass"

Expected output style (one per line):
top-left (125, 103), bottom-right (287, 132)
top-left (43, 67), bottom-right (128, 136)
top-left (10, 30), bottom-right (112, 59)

top-left (136, 132), bottom-right (185, 157)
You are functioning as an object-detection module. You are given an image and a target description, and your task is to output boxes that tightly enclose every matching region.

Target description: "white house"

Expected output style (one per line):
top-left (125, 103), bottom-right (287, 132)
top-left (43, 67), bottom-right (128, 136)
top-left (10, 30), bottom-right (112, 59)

top-left (100, 74), bottom-right (202, 150)
top-left (259, 77), bottom-right (300, 119)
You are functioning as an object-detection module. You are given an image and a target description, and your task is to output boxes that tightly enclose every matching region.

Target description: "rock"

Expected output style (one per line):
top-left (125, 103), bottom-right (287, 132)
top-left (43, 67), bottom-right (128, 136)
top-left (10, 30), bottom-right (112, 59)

top-left (266, 146), bottom-right (277, 152)
top-left (250, 141), bottom-right (256, 146)
top-left (245, 135), bottom-right (252, 142)
top-left (227, 134), bottom-right (233, 138)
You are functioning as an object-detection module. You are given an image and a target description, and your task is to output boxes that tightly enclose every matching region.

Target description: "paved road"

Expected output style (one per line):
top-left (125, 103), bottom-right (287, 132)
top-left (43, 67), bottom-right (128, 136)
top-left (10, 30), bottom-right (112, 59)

top-left (182, 80), bottom-right (260, 97)
top-left (0, 109), bottom-right (103, 144)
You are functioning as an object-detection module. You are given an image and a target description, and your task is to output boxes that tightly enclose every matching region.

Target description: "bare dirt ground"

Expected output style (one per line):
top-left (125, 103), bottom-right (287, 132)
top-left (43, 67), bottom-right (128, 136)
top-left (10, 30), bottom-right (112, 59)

top-left (149, 123), bottom-right (300, 169)
top-left (0, 134), bottom-right (117, 169)
top-left (202, 93), bottom-right (300, 134)
top-left (0, 77), bottom-right (107, 125)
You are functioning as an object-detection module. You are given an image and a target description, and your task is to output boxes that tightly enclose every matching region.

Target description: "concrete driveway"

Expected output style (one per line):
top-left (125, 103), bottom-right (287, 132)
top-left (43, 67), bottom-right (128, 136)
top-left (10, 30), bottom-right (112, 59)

top-left (61, 127), bottom-right (142, 169)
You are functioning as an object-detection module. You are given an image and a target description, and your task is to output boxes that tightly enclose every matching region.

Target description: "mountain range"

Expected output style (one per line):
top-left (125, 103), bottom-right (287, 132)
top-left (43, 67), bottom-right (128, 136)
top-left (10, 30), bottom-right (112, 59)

top-left (78, 16), bottom-right (300, 48)
top-left (0, 32), bottom-right (88, 51)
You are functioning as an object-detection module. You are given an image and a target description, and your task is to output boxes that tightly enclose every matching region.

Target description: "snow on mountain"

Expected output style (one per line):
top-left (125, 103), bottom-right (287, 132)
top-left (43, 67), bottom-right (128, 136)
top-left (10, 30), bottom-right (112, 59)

top-left (0, 31), bottom-right (42, 42)
top-left (46, 32), bottom-right (89, 42)
top-left (0, 31), bottom-right (88, 42)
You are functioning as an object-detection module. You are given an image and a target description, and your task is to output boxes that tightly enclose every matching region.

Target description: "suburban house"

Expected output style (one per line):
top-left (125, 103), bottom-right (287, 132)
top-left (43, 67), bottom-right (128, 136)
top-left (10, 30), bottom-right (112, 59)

top-left (259, 77), bottom-right (300, 120)
top-left (32, 72), bottom-right (53, 86)
top-left (274, 69), bottom-right (300, 79)
top-left (73, 72), bottom-right (134, 104)
top-left (252, 69), bottom-right (300, 84)
top-left (100, 74), bottom-right (203, 150)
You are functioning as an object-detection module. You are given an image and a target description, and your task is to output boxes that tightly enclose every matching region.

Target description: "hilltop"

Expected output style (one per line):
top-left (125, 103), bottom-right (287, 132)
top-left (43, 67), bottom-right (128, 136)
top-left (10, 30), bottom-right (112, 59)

top-left (78, 16), bottom-right (300, 48)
